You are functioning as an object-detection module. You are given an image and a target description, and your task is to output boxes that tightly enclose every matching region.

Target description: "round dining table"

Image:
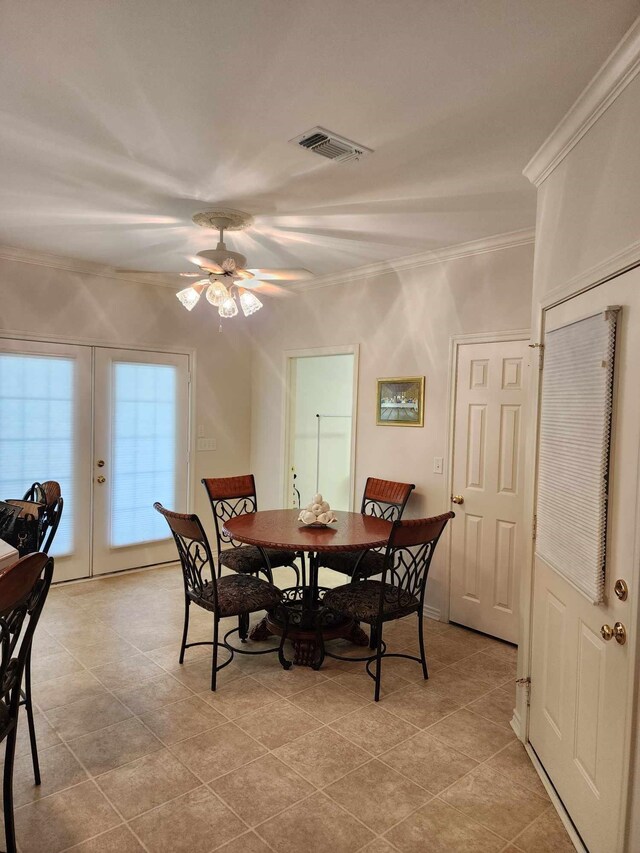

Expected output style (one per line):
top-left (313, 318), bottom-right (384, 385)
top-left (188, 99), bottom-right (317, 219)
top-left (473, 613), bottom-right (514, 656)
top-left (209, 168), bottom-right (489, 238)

top-left (223, 508), bottom-right (392, 667)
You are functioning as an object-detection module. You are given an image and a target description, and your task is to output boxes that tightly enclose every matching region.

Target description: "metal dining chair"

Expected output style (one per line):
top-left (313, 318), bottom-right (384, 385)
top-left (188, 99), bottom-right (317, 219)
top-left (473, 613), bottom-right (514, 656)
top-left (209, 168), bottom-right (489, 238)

top-left (321, 512), bottom-right (454, 700)
top-left (18, 481), bottom-right (63, 787)
top-left (318, 477), bottom-right (415, 579)
top-left (0, 552), bottom-right (53, 853)
top-left (155, 503), bottom-right (289, 690)
top-left (202, 475), bottom-right (302, 584)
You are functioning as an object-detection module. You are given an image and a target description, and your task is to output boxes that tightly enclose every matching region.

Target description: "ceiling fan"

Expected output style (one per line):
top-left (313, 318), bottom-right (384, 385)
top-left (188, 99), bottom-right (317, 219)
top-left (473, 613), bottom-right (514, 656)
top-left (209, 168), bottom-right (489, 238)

top-left (116, 209), bottom-right (313, 319)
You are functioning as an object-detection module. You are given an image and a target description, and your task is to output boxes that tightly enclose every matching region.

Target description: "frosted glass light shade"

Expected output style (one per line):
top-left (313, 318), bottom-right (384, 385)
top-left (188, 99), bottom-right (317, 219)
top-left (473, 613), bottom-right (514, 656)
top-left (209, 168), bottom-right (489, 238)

top-left (218, 295), bottom-right (238, 318)
top-left (176, 286), bottom-right (201, 311)
top-left (239, 289), bottom-right (263, 316)
top-left (206, 279), bottom-right (229, 307)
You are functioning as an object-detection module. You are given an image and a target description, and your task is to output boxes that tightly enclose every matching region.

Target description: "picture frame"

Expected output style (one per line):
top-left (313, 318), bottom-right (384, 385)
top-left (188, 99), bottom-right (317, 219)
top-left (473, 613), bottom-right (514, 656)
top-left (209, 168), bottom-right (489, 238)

top-left (376, 376), bottom-right (425, 427)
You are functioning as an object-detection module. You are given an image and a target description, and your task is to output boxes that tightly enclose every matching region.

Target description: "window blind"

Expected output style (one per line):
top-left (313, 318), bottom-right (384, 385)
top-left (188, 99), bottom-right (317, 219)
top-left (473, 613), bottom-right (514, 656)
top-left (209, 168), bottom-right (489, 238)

top-left (110, 362), bottom-right (177, 547)
top-left (0, 353), bottom-right (74, 556)
top-left (536, 309), bottom-right (618, 604)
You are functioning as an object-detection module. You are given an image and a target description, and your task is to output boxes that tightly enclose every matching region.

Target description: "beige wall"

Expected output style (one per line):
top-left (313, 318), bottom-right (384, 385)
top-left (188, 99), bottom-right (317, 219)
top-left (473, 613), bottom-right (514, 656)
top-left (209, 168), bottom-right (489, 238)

top-left (0, 256), bottom-right (253, 539)
top-left (250, 242), bottom-right (534, 616)
top-left (533, 75), bottom-right (640, 304)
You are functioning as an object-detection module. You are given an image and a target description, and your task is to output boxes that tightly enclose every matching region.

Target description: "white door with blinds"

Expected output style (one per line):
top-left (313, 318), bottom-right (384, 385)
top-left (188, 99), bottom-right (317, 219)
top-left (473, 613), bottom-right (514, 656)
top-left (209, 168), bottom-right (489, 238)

top-left (529, 268), bottom-right (640, 853)
top-left (0, 339), bottom-right (190, 581)
top-left (93, 348), bottom-right (189, 575)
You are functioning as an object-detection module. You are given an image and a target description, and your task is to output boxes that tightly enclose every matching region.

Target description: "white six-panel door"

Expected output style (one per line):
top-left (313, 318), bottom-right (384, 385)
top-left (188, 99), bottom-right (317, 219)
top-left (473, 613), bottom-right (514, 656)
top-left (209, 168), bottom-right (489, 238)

top-left (449, 339), bottom-right (529, 642)
top-left (529, 269), bottom-right (640, 853)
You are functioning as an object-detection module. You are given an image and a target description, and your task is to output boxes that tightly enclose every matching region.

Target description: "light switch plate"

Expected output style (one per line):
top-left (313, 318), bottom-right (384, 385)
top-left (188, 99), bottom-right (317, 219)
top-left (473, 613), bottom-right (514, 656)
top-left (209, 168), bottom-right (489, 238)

top-left (433, 457), bottom-right (443, 474)
top-left (197, 438), bottom-right (217, 452)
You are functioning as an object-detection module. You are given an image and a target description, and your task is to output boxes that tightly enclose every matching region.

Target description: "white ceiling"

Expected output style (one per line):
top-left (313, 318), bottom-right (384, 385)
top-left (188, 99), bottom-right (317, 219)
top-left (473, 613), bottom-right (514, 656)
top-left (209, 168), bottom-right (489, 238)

top-left (0, 0), bottom-right (637, 277)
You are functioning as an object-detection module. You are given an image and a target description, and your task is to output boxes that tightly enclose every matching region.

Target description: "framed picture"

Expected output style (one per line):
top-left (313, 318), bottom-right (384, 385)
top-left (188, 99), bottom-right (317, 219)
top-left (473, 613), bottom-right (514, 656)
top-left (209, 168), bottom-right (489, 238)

top-left (376, 376), bottom-right (425, 427)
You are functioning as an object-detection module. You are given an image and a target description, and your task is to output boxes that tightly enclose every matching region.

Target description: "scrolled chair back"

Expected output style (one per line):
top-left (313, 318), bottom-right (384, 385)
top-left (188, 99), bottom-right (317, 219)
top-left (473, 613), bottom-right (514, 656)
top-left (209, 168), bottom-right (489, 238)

top-left (0, 553), bottom-right (53, 716)
top-left (202, 475), bottom-right (258, 551)
top-left (22, 481), bottom-right (64, 554)
top-left (379, 513), bottom-right (454, 613)
top-left (361, 477), bottom-right (415, 523)
top-left (154, 503), bottom-right (217, 608)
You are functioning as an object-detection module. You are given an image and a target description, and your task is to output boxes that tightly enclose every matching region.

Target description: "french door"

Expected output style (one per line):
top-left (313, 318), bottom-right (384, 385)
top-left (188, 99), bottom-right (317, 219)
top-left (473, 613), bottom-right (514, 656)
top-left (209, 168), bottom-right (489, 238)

top-left (93, 348), bottom-right (189, 575)
top-left (0, 339), bottom-right (190, 581)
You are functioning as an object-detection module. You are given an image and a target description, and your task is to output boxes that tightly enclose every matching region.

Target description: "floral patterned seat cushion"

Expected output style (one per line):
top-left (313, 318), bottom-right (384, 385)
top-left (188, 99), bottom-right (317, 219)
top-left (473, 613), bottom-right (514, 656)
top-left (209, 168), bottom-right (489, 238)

top-left (323, 580), bottom-right (419, 624)
top-left (319, 549), bottom-right (385, 578)
top-left (219, 545), bottom-right (296, 574)
top-left (190, 573), bottom-right (282, 617)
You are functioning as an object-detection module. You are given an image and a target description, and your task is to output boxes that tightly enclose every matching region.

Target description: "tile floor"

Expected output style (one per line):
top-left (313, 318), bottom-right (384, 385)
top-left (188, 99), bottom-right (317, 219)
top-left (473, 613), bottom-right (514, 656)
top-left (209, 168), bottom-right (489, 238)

top-left (5, 564), bottom-right (575, 852)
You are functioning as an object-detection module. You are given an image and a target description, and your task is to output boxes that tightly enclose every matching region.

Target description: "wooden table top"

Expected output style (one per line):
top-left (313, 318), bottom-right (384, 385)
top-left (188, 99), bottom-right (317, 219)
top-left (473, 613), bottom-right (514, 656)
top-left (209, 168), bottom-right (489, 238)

top-left (223, 509), bottom-right (392, 553)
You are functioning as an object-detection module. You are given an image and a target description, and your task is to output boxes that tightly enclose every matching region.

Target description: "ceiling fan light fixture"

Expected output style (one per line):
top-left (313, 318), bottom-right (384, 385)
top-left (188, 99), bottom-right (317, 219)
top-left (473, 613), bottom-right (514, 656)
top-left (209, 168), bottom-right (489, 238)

top-left (206, 279), bottom-right (230, 307)
top-left (239, 288), bottom-right (263, 317)
top-left (218, 295), bottom-right (238, 318)
top-left (176, 285), bottom-right (202, 311)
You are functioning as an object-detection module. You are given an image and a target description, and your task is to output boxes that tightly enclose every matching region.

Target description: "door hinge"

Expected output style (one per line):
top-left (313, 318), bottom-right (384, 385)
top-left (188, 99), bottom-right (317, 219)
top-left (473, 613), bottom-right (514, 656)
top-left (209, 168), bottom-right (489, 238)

top-left (529, 342), bottom-right (544, 370)
top-left (532, 514), bottom-right (537, 541)
top-left (516, 676), bottom-right (532, 705)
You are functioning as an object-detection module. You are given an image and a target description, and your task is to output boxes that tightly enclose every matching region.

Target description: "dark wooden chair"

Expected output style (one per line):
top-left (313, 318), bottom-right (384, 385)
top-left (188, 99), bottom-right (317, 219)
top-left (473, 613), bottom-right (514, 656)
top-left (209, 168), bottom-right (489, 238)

top-left (319, 477), bottom-right (415, 579)
top-left (155, 503), bottom-right (289, 690)
top-left (322, 512), bottom-right (454, 700)
top-left (15, 481), bottom-right (64, 788)
top-left (202, 475), bottom-right (302, 584)
top-left (0, 553), bottom-right (53, 853)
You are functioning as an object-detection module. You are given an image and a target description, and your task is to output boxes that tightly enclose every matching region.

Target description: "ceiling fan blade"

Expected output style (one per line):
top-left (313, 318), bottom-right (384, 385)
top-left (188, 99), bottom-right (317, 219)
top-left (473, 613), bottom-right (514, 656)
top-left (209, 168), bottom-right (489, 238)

top-left (115, 269), bottom-right (200, 278)
top-left (246, 268), bottom-right (313, 282)
top-left (244, 280), bottom-right (294, 298)
top-left (235, 269), bottom-right (255, 280)
top-left (185, 255), bottom-right (224, 274)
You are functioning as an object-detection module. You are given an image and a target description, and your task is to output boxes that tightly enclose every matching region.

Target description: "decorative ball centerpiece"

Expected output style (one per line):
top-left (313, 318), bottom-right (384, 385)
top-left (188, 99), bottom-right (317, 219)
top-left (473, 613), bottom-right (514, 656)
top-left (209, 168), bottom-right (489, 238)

top-left (298, 493), bottom-right (338, 527)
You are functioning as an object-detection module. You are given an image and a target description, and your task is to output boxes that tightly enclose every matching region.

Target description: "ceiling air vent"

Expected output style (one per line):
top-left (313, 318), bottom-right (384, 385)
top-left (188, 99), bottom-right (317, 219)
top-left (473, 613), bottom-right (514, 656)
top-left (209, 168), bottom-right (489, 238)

top-left (290, 127), bottom-right (372, 163)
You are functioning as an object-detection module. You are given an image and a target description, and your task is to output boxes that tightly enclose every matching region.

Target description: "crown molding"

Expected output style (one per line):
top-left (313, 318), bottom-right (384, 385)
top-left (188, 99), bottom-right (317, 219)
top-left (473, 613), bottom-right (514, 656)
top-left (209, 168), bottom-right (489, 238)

top-left (0, 244), bottom-right (182, 289)
top-left (289, 228), bottom-right (535, 293)
top-left (524, 16), bottom-right (640, 187)
top-left (0, 227), bottom-right (535, 296)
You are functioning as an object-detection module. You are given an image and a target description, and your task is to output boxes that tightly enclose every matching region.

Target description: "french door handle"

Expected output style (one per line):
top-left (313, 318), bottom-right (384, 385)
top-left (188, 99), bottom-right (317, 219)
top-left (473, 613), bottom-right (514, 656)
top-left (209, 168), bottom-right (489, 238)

top-left (96, 476), bottom-right (106, 484)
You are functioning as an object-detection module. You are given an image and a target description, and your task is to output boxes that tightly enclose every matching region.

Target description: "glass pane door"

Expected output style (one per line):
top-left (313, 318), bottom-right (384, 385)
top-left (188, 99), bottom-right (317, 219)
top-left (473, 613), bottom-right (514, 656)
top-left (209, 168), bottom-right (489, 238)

top-left (93, 348), bottom-right (189, 575)
top-left (0, 340), bottom-right (92, 581)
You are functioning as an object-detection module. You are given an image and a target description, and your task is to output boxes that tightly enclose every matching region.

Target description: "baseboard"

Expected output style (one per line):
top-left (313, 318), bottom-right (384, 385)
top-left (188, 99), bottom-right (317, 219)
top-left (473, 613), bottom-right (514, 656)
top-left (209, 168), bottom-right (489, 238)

top-left (424, 604), bottom-right (442, 622)
top-left (510, 710), bottom-right (523, 740)
top-left (54, 560), bottom-right (180, 586)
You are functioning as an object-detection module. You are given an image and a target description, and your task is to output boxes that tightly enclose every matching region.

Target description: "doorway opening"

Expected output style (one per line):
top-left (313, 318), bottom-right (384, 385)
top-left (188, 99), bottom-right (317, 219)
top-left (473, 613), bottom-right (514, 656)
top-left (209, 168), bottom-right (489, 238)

top-left (284, 347), bottom-right (358, 512)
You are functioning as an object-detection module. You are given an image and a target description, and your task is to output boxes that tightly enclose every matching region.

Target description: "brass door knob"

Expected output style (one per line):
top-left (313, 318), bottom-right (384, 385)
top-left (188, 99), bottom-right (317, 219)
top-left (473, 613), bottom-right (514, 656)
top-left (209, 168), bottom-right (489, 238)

top-left (601, 624), bottom-right (614, 641)
top-left (451, 495), bottom-right (464, 505)
top-left (97, 476), bottom-right (106, 484)
top-left (613, 622), bottom-right (627, 645)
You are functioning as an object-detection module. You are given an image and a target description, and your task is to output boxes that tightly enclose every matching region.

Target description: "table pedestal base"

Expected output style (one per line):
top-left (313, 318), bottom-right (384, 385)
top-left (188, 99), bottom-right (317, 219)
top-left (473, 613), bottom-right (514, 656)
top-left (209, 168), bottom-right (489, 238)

top-left (249, 586), bottom-right (370, 669)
